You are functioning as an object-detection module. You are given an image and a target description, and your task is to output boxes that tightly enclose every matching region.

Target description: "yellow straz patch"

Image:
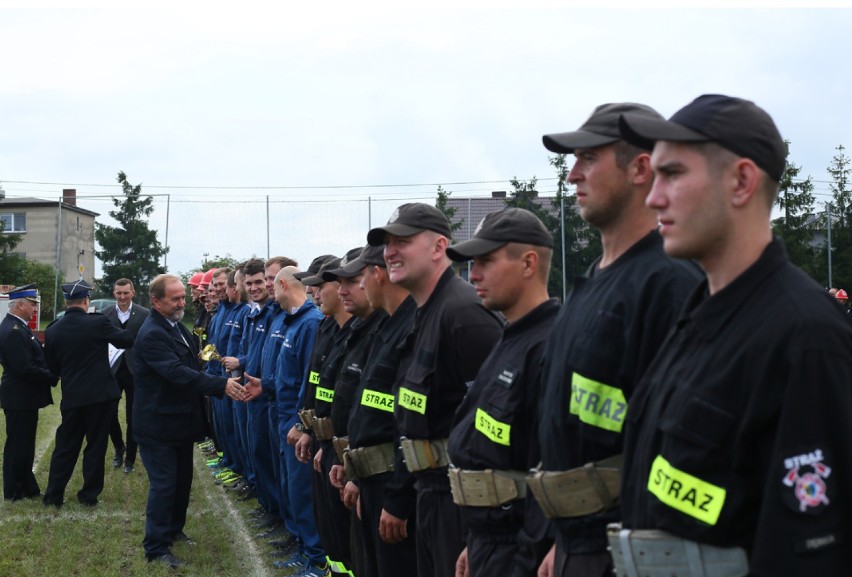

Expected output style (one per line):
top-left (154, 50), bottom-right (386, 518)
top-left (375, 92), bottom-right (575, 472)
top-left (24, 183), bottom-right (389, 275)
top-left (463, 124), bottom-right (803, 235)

top-left (647, 454), bottom-right (726, 525)
top-left (308, 371), bottom-right (320, 385)
top-left (361, 389), bottom-right (394, 412)
top-left (475, 408), bottom-right (511, 446)
top-left (315, 386), bottom-right (334, 403)
top-left (569, 373), bottom-right (627, 433)
top-left (397, 387), bottom-right (427, 415)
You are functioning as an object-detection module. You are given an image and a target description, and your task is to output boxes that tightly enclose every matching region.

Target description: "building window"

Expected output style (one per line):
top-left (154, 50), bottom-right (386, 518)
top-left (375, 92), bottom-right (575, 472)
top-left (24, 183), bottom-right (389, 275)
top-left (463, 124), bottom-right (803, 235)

top-left (0, 212), bottom-right (26, 233)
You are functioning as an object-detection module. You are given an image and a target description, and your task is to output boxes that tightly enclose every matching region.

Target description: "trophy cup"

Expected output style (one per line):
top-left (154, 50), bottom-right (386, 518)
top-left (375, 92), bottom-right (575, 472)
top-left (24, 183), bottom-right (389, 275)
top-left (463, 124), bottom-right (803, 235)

top-left (200, 344), bottom-right (240, 378)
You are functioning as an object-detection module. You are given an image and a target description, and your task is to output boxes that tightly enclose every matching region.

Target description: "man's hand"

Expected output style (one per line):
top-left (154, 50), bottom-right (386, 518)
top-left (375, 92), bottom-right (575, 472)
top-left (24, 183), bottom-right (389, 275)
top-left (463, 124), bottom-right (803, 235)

top-left (221, 356), bottom-right (240, 371)
top-left (243, 373), bottom-right (262, 401)
top-left (455, 547), bottom-right (470, 577)
top-left (538, 544), bottom-right (556, 577)
top-left (313, 447), bottom-right (323, 473)
top-left (287, 425), bottom-right (304, 446)
top-left (224, 378), bottom-right (246, 401)
top-left (379, 509), bottom-right (408, 544)
top-left (295, 434), bottom-right (312, 463)
top-left (343, 481), bottom-right (359, 511)
top-left (329, 464), bottom-right (346, 489)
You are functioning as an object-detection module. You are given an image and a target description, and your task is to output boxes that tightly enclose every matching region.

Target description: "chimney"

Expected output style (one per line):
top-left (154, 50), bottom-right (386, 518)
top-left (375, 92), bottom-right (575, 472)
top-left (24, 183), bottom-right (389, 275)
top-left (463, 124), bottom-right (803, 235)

top-left (62, 189), bottom-right (76, 206)
top-left (491, 191), bottom-right (506, 198)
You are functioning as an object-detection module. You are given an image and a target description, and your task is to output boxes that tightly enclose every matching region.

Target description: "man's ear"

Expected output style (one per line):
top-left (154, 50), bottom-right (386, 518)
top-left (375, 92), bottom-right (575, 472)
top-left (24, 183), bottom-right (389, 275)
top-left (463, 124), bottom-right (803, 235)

top-left (730, 158), bottom-right (761, 208)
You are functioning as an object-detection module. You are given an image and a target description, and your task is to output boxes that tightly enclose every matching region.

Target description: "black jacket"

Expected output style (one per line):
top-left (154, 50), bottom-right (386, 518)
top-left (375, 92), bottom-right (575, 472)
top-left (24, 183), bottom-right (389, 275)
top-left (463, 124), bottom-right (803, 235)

top-left (132, 310), bottom-right (227, 445)
top-left (0, 313), bottom-right (56, 410)
top-left (102, 302), bottom-right (150, 374)
top-left (45, 308), bottom-right (134, 410)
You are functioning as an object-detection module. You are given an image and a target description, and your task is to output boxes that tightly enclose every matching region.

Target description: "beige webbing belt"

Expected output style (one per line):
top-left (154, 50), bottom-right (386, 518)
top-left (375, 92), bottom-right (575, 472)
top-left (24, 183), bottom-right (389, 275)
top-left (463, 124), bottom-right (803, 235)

top-left (343, 442), bottom-right (397, 479)
top-left (298, 409), bottom-right (316, 430)
top-left (606, 523), bottom-right (749, 577)
top-left (312, 416), bottom-right (335, 441)
top-left (399, 437), bottom-right (450, 472)
top-left (447, 466), bottom-right (528, 507)
top-left (526, 454), bottom-right (623, 518)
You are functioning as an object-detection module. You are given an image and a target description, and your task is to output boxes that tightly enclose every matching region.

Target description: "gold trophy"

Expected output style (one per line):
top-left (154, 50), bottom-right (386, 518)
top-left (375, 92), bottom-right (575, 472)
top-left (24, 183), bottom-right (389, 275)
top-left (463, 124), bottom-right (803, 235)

top-left (200, 344), bottom-right (240, 378)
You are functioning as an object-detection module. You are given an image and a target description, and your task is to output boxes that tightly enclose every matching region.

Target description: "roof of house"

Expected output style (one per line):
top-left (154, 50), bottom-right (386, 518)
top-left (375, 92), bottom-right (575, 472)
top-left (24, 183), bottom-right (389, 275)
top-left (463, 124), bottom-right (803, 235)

top-left (446, 195), bottom-right (558, 242)
top-left (0, 197), bottom-right (99, 217)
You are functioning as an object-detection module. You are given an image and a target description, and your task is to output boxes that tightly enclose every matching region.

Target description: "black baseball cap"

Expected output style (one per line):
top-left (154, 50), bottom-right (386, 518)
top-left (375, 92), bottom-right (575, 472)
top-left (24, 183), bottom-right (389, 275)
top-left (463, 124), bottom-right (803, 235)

top-left (367, 203), bottom-right (452, 246)
top-left (618, 94), bottom-right (786, 183)
top-left (323, 247), bottom-right (365, 281)
top-left (446, 208), bottom-right (554, 262)
top-left (543, 102), bottom-right (663, 154)
top-left (294, 254), bottom-right (335, 281)
top-left (302, 257), bottom-right (342, 287)
top-left (343, 243), bottom-right (386, 272)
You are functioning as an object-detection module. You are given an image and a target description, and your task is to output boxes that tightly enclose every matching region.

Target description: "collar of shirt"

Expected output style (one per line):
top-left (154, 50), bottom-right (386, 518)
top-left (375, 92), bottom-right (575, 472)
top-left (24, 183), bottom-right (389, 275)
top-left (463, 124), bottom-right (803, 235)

top-left (117, 306), bottom-right (132, 323)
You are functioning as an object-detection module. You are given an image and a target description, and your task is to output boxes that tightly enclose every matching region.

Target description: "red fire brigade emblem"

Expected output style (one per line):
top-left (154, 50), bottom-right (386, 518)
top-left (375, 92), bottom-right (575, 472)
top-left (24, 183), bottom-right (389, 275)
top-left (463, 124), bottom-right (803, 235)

top-left (782, 449), bottom-right (831, 513)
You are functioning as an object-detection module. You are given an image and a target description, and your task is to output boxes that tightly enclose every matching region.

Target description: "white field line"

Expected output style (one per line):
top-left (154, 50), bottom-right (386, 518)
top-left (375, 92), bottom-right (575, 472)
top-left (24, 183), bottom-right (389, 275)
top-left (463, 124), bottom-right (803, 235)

top-left (194, 456), bottom-right (274, 577)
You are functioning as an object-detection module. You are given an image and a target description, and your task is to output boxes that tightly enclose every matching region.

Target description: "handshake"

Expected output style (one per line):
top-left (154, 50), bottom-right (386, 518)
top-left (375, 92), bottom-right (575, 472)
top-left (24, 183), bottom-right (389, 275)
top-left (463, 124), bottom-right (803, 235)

top-left (223, 375), bottom-right (262, 402)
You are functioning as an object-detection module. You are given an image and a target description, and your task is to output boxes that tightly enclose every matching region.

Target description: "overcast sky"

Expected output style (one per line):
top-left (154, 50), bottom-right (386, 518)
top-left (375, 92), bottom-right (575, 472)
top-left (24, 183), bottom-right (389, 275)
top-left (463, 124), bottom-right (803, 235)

top-left (1, 2), bottom-right (851, 276)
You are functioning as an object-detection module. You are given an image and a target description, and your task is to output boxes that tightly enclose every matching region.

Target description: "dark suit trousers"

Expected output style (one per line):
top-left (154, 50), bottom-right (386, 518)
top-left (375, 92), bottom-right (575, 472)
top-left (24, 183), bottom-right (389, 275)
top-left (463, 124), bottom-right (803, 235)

top-left (3, 409), bottom-right (41, 500)
top-left (109, 363), bottom-right (137, 464)
top-left (139, 441), bottom-right (194, 558)
top-left (44, 399), bottom-right (117, 505)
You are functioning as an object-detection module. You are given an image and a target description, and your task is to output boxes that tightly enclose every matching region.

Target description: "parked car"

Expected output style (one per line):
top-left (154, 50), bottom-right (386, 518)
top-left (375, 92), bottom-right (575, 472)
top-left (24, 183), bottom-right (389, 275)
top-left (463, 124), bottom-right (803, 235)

top-left (55, 298), bottom-right (117, 319)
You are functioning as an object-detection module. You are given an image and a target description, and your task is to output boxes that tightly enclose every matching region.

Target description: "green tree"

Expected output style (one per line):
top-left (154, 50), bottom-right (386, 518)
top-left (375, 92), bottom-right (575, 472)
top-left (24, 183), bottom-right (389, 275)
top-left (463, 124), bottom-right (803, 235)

top-left (435, 185), bottom-right (463, 241)
top-left (826, 145), bottom-right (852, 290)
top-left (771, 141), bottom-right (821, 282)
top-left (95, 172), bottom-right (167, 301)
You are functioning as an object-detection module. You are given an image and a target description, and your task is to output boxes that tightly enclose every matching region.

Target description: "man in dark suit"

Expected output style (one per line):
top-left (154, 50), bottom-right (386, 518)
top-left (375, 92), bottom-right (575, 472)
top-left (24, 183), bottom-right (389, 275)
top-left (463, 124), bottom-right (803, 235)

top-left (133, 273), bottom-right (252, 568)
top-left (42, 279), bottom-right (134, 507)
top-left (0, 284), bottom-right (57, 501)
top-left (103, 278), bottom-right (150, 473)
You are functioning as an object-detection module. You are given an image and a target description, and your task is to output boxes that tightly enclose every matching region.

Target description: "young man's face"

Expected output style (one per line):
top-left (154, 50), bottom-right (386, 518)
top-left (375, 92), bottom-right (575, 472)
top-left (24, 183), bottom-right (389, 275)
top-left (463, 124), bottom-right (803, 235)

top-left (568, 144), bottom-right (633, 230)
top-left (384, 231), bottom-right (438, 290)
top-left (647, 141), bottom-right (731, 262)
top-left (338, 273), bottom-right (370, 318)
top-left (244, 272), bottom-right (269, 304)
top-left (319, 281), bottom-right (341, 316)
top-left (265, 264), bottom-right (282, 297)
top-left (361, 265), bottom-right (384, 311)
top-left (470, 245), bottom-right (525, 313)
top-left (113, 283), bottom-right (135, 310)
top-left (211, 274), bottom-right (228, 301)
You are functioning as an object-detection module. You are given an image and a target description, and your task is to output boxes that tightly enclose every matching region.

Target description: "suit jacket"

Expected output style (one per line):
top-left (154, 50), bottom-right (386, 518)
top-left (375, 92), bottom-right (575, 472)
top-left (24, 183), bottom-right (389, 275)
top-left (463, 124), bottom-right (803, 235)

top-left (44, 308), bottom-right (134, 411)
top-left (132, 309), bottom-right (227, 445)
top-left (102, 303), bottom-right (150, 374)
top-left (0, 313), bottom-right (56, 410)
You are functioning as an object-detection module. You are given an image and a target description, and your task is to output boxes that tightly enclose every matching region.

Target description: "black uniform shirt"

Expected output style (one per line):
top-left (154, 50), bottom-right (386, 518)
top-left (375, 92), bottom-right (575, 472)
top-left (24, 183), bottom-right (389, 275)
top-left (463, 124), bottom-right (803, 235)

top-left (348, 296), bottom-right (416, 449)
top-left (313, 316), bottom-right (356, 420)
top-left (449, 298), bottom-right (560, 472)
top-left (330, 309), bottom-right (387, 439)
top-left (0, 312), bottom-right (55, 410)
top-left (621, 239), bottom-right (852, 576)
top-left (302, 315), bottom-right (339, 411)
top-left (538, 230), bottom-right (701, 553)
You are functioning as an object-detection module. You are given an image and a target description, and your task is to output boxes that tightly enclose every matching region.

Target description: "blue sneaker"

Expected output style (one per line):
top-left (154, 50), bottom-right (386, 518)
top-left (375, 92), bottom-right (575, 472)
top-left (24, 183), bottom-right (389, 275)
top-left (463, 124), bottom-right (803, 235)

top-left (294, 563), bottom-right (331, 577)
top-left (272, 553), bottom-right (307, 570)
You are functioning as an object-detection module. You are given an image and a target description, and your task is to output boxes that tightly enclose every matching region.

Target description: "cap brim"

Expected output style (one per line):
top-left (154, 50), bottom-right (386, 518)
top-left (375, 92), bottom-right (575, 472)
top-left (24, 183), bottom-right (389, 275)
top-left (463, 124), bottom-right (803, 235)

top-left (367, 223), bottom-right (424, 246)
top-left (542, 130), bottom-right (619, 154)
top-left (301, 274), bottom-right (325, 287)
top-left (619, 114), bottom-right (709, 150)
top-left (293, 271), bottom-right (313, 281)
top-left (446, 238), bottom-right (507, 262)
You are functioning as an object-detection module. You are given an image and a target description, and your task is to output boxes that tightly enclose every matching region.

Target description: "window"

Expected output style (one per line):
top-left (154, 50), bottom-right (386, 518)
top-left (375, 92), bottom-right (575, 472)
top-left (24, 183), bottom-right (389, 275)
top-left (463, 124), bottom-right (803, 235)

top-left (0, 212), bottom-right (26, 233)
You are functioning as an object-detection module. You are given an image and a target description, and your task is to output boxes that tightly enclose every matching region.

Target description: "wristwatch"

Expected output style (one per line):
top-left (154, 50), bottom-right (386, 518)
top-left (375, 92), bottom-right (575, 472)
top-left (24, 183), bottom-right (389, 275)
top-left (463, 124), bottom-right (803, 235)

top-left (294, 423), bottom-right (305, 433)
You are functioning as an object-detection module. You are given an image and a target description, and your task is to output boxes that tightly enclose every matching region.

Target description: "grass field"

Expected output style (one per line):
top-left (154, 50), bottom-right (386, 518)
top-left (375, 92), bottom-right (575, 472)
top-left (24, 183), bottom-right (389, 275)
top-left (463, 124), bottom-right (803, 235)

top-left (0, 379), bottom-right (294, 577)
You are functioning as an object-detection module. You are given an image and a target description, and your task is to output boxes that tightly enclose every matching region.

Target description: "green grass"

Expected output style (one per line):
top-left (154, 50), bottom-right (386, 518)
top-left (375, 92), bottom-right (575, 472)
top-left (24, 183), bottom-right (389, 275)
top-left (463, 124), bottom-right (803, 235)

top-left (0, 383), bottom-right (297, 577)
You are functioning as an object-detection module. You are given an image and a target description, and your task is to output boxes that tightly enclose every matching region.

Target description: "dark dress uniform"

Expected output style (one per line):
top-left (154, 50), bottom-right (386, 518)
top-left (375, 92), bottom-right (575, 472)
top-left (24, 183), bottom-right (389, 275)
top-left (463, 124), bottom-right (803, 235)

top-left (133, 309), bottom-right (229, 560)
top-left (448, 298), bottom-right (560, 577)
top-left (621, 240), bottom-right (852, 576)
top-left (347, 296), bottom-right (418, 577)
top-left (0, 309), bottom-right (56, 500)
top-left (313, 316), bottom-right (356, 574)
top-left (394, 267), bottom-right (503, 577)
top-left (43, 306), bottom-right (134, 506)
top-left (328, 308), bottom-right (387, 577)
top-left (103, 302), bottom-right (150, 470)
top-left (537, 230), bottom-right (700, 575)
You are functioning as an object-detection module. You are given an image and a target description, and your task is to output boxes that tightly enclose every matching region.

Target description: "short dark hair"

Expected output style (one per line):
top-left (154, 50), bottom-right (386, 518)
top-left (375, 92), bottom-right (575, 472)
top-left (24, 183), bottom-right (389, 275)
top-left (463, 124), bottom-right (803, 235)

top-left (613, 140), bottom-right (647, 170)
top-left (243, 258), bottom-right (266, 277)
top-left (114, 278), bottom-right (134, 290)
top-left (213, 267), bottom-right (232, 279)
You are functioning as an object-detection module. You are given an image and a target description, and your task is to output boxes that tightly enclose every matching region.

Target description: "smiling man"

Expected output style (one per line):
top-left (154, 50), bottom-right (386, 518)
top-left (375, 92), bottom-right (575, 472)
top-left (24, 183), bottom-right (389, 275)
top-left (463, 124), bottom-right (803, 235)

top-left (534, 103), bottom-right (701, 577)
top-left (613, 94), bottom-right (852, 576)
top-left (367, 203), bottom-right (503, 577)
